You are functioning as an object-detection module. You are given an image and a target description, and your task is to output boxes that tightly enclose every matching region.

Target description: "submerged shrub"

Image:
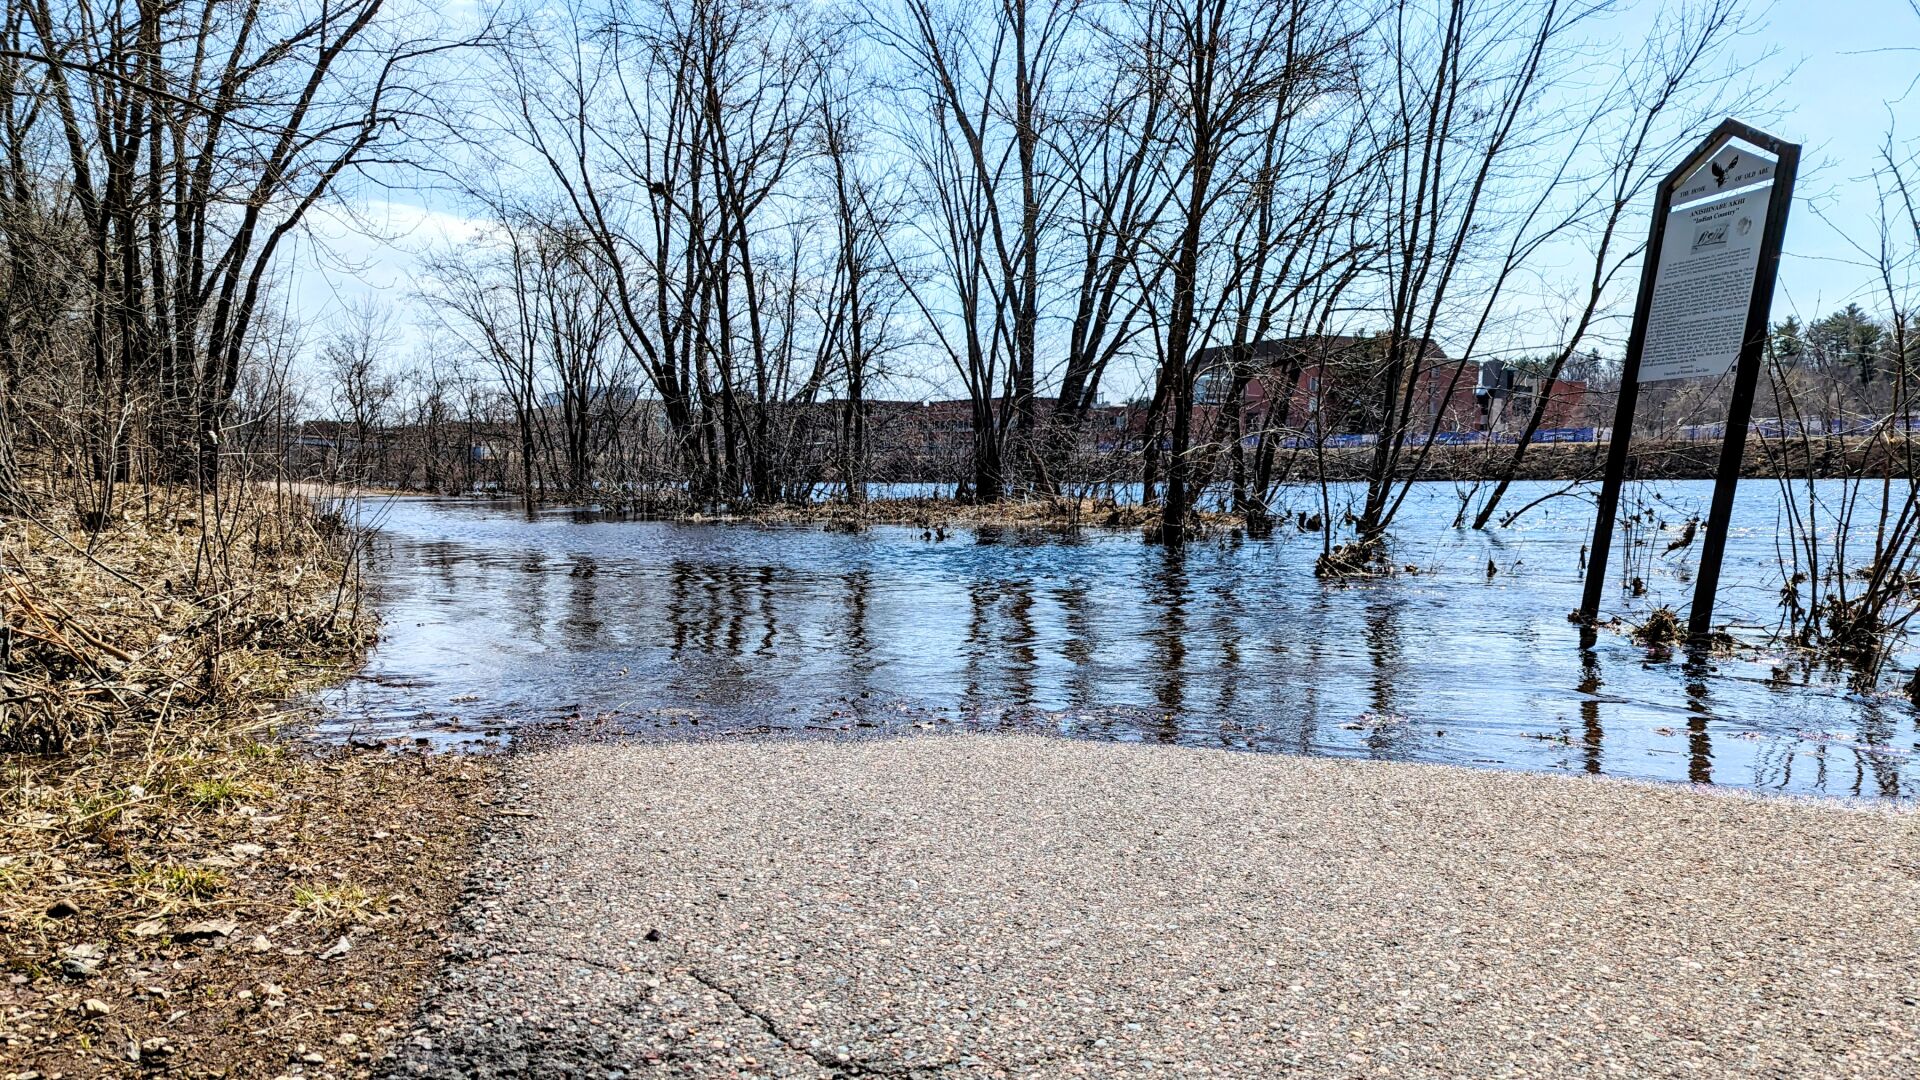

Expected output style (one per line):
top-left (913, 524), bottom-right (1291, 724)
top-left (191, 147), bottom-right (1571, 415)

top-left (1630, 606), bottom-right (1685, 647)
top-left (1315, 538), bottom-right (1389, 580)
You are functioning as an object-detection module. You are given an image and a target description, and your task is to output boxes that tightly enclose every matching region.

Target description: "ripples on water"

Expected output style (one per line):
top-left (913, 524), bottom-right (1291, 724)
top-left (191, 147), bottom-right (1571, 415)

top-left (314, 481), bottom-right (1920, 799)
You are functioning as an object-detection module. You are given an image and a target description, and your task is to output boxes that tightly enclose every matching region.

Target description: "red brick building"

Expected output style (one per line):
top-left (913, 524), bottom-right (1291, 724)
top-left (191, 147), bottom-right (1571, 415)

top-left (1199, 336), bottom-right (1588, 438)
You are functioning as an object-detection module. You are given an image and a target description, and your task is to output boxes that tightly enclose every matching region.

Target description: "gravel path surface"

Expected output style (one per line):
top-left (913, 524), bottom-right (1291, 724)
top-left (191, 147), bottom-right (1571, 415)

top-left (387, 735), bottom-right (1920, 1078)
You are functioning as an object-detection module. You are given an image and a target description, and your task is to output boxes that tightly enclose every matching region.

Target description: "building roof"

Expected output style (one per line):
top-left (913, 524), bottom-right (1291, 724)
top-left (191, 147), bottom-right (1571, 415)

top-left (1196, 335), bottom-right (1453, 371)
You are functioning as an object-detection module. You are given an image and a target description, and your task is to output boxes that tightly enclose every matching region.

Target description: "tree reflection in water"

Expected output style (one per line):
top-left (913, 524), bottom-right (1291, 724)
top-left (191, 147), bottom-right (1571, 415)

top-left (321, 493), bottom-right (1920, 800)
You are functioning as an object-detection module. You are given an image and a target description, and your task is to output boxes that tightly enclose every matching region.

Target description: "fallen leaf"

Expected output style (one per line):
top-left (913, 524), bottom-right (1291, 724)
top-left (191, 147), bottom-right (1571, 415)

top-left (174, 919), bottom-right (239, 943)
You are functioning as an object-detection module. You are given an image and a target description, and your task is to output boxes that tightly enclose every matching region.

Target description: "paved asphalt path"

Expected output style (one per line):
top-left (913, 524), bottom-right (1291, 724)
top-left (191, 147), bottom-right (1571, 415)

top-left (386, 735), bottom-right (1920, 1078)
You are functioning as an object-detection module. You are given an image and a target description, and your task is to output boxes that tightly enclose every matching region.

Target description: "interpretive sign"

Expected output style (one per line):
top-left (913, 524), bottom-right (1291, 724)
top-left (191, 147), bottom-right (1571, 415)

top-left (1579, 120), bottom-right (1799, 640)
top-left (1639, 186), bottom-right (1772, 382)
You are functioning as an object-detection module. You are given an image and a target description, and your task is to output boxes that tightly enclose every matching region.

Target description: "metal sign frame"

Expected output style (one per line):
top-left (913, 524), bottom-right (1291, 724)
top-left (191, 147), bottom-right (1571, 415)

top-left (1579, 118), bottom-right (1800, 639)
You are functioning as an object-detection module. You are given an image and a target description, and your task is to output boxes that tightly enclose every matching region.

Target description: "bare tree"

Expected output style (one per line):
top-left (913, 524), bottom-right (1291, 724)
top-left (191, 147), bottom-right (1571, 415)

top-left (323, 302), bottom-right (401, 482)
top-left (476, 0), bottom-right (825, 506)
top-left (420, 222), bottom-right (547, 506)
top-left (1313, 0), bottom-right (1763, 572)
top-left (814, 56), bottom-right (908, 500)
top-left (870, 0), bottom-right (1081, 500)
top-left (1130, 0), bottom-right (1364, 544)
top-left (1763, 101), bottom-right (1920, 679)
top-left (5, 0), bottom-right (469, 496)
top-left (1034, 31), bottom-right (1182, 494)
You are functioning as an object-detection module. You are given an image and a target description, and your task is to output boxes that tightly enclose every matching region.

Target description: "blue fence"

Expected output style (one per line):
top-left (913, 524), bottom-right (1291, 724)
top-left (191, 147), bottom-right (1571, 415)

top-left (1266, 418), bottom-right (1918, 448)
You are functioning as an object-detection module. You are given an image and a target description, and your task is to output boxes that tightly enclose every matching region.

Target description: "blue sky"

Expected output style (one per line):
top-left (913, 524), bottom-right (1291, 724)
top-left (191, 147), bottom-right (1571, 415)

top-left (284, 0), bottom-right (1920, 392)
top-left (1758, 0), bottom-right (1919, 319)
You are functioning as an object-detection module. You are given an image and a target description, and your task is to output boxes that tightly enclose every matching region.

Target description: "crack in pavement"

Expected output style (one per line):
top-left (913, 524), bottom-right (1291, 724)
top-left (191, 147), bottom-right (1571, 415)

top-left (683, 964), bottom-right (939, 1080)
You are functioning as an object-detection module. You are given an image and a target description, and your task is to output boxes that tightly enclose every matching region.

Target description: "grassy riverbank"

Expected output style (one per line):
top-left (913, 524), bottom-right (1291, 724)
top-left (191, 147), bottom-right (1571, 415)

top-left (1, 485), bottom-right (492, 1078)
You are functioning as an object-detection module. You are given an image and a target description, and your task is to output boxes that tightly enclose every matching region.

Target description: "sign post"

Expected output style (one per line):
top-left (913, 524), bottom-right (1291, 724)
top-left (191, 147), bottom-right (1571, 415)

top-left (1579, 119), bottom-right (1799, 639)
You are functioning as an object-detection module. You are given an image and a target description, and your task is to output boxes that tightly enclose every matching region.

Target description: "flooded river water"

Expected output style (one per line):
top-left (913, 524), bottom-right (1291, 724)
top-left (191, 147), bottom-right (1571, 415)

top-left (315, 481), bottom-right (1920, 799)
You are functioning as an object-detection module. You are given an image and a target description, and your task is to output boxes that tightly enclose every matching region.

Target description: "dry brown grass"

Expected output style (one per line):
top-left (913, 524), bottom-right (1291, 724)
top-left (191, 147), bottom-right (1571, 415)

top-left (0, 482), bottom-right (494, 1077)
top-left (1, 482), bottom-right (370, 754)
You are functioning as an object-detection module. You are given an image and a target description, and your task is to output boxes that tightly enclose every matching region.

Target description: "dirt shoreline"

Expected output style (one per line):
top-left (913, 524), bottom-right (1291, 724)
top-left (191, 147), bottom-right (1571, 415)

top-left (1, 487), bottom-right (498, 1079)
top-left (1, 750), bottom-right (493, 1078)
